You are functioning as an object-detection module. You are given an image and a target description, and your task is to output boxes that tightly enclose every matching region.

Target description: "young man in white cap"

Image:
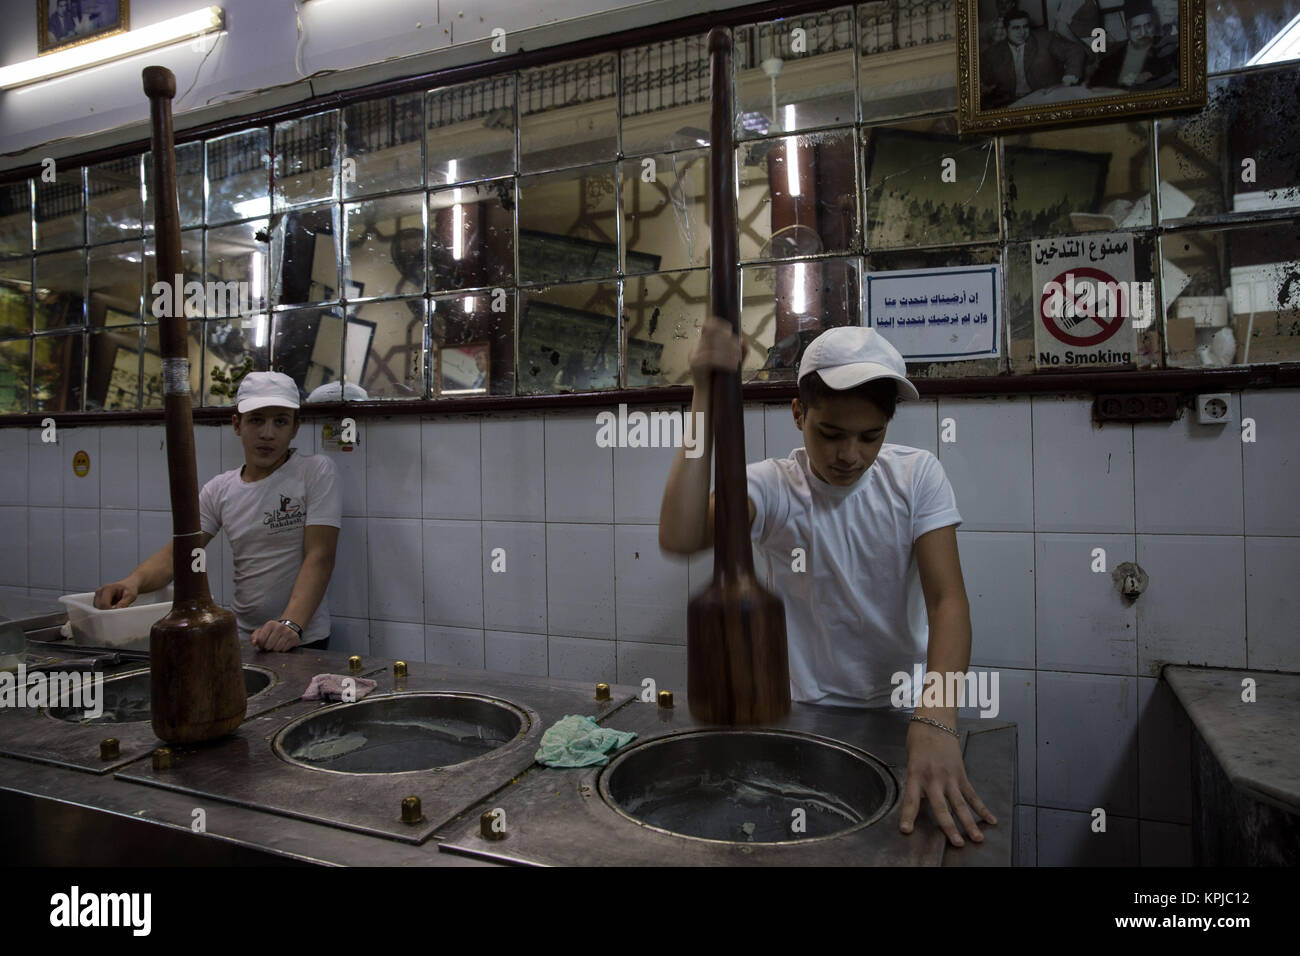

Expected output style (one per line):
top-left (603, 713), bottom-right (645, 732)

top-left (659, 318), bottom-right (996, 848)
top-left (96, 371), bottom-right (342, 653)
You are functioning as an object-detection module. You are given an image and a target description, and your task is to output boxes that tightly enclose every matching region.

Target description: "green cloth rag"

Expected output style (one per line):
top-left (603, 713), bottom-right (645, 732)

top-left (535, 714), bottom-right (637, 768)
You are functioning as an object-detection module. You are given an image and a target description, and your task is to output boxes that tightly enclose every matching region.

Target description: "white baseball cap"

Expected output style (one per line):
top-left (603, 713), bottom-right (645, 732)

top-left (236, 371), bottom-right (300, 413)
top-left (305, 381), bottom-right (370, 403)
top-left (797, 326), bottom-right (920, 401)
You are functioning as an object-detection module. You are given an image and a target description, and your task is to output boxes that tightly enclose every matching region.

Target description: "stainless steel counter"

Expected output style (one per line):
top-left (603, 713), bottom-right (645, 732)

top-left (0, 643), bottom-right (1017, 866)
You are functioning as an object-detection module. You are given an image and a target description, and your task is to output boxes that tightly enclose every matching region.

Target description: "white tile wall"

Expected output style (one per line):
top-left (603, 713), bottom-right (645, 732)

top-left (1015, 805), bottom-right (1036, 867)
top-left (544, 411), bottom-right (613, 523)
top-left (1035, 533), bottom-right (1137, 674)
top-left (1038, 672), bottom-right (1139, 816)
top-left (369, 619), bottom-right (425, 661)
top-left (327, 516), bottom-right (368, 618)
top-left (482, 416), bottom-right (545, 520)
top-left (99, 510), bottom-right (138, 588)
top-left (329, 615), bottom-right (370, 656)
top-left (936, 397), bottom-right (1034, 531)
top-left (613, 408), bottom-right (682, 524)
top-left (28, 431), bottom-right (61, 508)
top-left (484, 630), bottom-right (548, 676)
top-left (365, 420), bottom-right (422, 517)
top-left (548, 634), bottom-right (616, 683)
top-left (63, 508), bottom-right (100, 591)
top-left (887, 398), bottom-right (939, 454)
top-left (962, 531), bottom-right (1035, 670)
top-left (1136, 534), bottom-right (1246, 675)
top-left (424, 624), bottom-right (484, 668)
top-left (28, 507), bottom-right (63, 589)
top-left (0, 429), bottom-right (28, 505)
top-left (614, 524), bottom-right (687, 644)
top-left (1032, 397), bottom-right (1134, 532)
top-left (1245, 536), bottom-right (1300, 671)
top-left (546, 523), bottom-right (615, 639)
top-left (421, 418), bottom-right (481, 519)
top-left (1037, 808), bottom-right (1139, 866)
top-left (1242, 390), bottom-right (1300, 535)
top-left (99, 426), bottom-right (138, 509)
top-left (0, 506), bottom-right (27, 588)
top-left (423, 518), bottom-right (483, 627)
top-left (318, 437), bottom-right (366, 517)
top-left (366, 517), bottom-right (423, 622)
top-left (1134, 394), bottom-right (1244, 534)
top-left (137, 426), bottom-right (168, 511)
top-left (1137, 676), bottom-right (1191, 824)
top-left (616, 641), bottom-right (687, 695)
top-left (482, 521), bottom-right (546, 633)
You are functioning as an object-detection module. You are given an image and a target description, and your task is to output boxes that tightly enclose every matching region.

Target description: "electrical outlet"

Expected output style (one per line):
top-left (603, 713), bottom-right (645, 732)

top-left (1094, 393), bottom-right (1180, 423)
top-left (1195, 393), bottom-right (1232, 425)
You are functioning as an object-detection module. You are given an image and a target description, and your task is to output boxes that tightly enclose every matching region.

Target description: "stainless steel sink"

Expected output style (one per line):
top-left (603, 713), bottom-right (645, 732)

top-left (273, 692), bottom-right (527, 774)
top-left (48, 666), bottom-right (274, 724)
top-left (599, 729), bottom-right (896, 844)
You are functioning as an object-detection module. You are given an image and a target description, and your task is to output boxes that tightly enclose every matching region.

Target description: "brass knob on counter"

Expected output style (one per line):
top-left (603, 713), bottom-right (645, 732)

top-left (348, 655), bottom-right (362, 672)
top-left (481, 809), bottom-right (506, 840)
top-left (100, 738), bottom-right (120, 761)
top-left (595, 682), bottom-right (611, 701)
top-left (658, 689), bottom-right (674, 709)
top-left (152, 747), bottom-right (173, 771)
top-left (400, 796), bottom-right (423, 824)
top-left (394, 661), bottom-right (408, 677)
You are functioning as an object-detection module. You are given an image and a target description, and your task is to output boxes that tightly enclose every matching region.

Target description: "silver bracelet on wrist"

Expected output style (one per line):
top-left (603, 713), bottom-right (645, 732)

top-left (910, 714), bottom-right (958, 738)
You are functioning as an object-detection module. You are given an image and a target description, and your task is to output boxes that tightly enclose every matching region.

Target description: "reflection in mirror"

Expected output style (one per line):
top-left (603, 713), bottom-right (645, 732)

top-left (271, 306), bottom-right (345, 398)
top-left (868, 244), bottom-right (1002, 377)
top-left (138, 323), bottom-right (204, 409)
top-left (345, 193), bottom-right (426, 300)
top-left (518, 168), bottom-right (617, 285)
top-left (203, 314), bottom-right (270, 406)
top-left (428, 76), bottom-right (516, 185)
top-left (1004, 122), bottom-right (1152, 240)
top-left (623, 269), bottom-right (708, 386)
top-left (145, 142), bottom-right (204, 231)
top-left (34, 250), bottom-right (85, 330)
top-left (87, 325), bottom-right (142, 410)
top-left (0, 338), bottom-right (29, 412)
top-left (33, 332), bottom-right (83, 412)
top-left (1206, 0), bottom-right (1300, 72)
top-left (205, 220), bottom-right (265, 316)
top-left (89, 241), bottom-right (143, 326)
top-left (345, 93), bottom-right (425, 199)
top-left (87, 156), bottom-right (142, 245)
top-left (0, 180), bottom-right (32, 256)
top-left (1161, 222), bottom-right (1300, 368)
top-left (519, 55), bottom-right (617, 173)
top-left (864, 118), bottom-right (997, 249)
top-left (429, 181), bottom-right (514, 291)
top-left (736, 7), bottom-right (857, 140)
top-left (620, 35), bottom-right (712, 157)
top-left (737, 128), bottom-right (858, 261)
top-left (35, 168), bottom-right (84, 251)
top-left (622, 150), bottom-right (709, 274)
top-left (207, 128), bottom-right (270, 226)
top-left (275, 111), bottom-right (339, 210)
top-left (1157, 69), bottom-right (1300, 223)
top-left (270, 205), bottom-right (339, 308)
top-left (517, 282), bottom-right (619, 394)
top-left (0, 258), bottom-right (31, 338)
top-left (857, 0), bottom-right (957, 124)
top-left (344, 297), bottom-right (425, 400)
top-left (1005, 235), bottom-right (1159, 373)
top-left (432, 290), bottom-right (515, 397)
top-left (143, 229), bottom-right (203, 320)
top-left (742, 257), bottom-right (861, 382)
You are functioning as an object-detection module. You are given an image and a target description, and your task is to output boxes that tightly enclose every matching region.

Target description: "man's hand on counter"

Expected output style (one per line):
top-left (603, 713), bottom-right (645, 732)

top-left (898, 720), bottom-right (997, 847)
top-left (250, 620), bottom-right (302, 653)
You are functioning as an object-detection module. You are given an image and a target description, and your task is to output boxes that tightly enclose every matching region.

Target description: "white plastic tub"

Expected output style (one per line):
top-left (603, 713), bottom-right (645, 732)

top-left (58, 586), bottom-right (174, 650)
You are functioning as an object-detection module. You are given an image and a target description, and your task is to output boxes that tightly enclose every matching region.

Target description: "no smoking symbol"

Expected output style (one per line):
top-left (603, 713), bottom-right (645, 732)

top-left (1041, 267), bottom-right (1128, 347)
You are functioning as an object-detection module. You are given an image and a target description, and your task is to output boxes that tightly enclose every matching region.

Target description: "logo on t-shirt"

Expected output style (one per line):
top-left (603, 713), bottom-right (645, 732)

top-left (263, 493), bottom-right (305, 533)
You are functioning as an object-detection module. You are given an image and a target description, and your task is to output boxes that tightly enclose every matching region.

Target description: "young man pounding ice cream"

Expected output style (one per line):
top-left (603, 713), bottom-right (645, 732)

top-left (659, 320), bottom-right (996, 847)
top-left (95, 372), bottom-right (341, 653)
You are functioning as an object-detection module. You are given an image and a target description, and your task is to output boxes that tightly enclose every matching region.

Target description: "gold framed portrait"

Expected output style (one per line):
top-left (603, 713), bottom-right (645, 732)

top-left (957, 0), bottom-right (1206, 134)
top-left (38, 0), bottom-right (129, 55)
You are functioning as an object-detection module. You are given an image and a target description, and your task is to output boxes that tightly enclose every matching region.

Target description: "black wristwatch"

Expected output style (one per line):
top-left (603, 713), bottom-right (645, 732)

top-left (278, 619), bottom-right (303, 639)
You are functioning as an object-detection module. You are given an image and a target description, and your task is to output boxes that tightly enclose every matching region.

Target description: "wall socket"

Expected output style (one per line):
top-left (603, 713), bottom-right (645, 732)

top-left (1094, 393), bottom-right (1180, 423)
top-left (1195, 393), bottom-right (1233, 425)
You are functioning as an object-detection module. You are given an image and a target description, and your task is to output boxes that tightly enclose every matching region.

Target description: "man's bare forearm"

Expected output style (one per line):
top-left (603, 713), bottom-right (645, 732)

top-left (128, 543), bottom-right (175, 593)
top-left (658, 378), bottom-right (715, 554)
top-left (279, 551), bottom-right (334, 629)
top-left (916, 597), bottom-right (972, 728)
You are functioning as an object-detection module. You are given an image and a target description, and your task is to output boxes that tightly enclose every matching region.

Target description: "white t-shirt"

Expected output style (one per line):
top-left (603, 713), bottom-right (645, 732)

top-left (746, 443), bottom-right (963, 708)
top-left (199, 449), bottom-right (342, 645)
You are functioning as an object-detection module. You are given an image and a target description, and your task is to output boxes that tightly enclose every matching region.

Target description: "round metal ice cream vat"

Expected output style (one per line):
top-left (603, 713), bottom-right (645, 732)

top-left (598, 730), bottom-right (897, 844)
top-left (48, 665), bottom-right (274, 724)
top-left (274, 692), bottom-right (528, 774)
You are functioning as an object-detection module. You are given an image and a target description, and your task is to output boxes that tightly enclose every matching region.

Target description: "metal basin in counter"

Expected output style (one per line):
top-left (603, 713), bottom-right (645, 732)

top-left (274, 693), bottom-right (527, 774)
top-left (48, 666), bottom-right (274, 725)
top-left (599, 730), bottom-right (895, 844)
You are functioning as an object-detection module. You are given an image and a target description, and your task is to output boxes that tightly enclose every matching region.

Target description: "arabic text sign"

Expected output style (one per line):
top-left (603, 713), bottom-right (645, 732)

top-left (1032, 232), bottom-right (1140, 367)
top-left (866, 266), bottom-right (1000, 361)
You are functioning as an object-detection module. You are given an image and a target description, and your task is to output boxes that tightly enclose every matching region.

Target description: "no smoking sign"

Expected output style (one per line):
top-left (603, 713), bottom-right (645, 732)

top-left (1040, 267), bottom-right (1128, 347)
top-left (1031, 233), bottom-right (1138, 368)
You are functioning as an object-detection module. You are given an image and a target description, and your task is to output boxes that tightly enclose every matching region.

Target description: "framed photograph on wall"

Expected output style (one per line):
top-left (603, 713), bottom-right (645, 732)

top-left (437, 342), bottom-right (490, 395)
top-left (39, 0), bottom-right (129, 55)
top-left (957, 0), bottom-right (1205, 134)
